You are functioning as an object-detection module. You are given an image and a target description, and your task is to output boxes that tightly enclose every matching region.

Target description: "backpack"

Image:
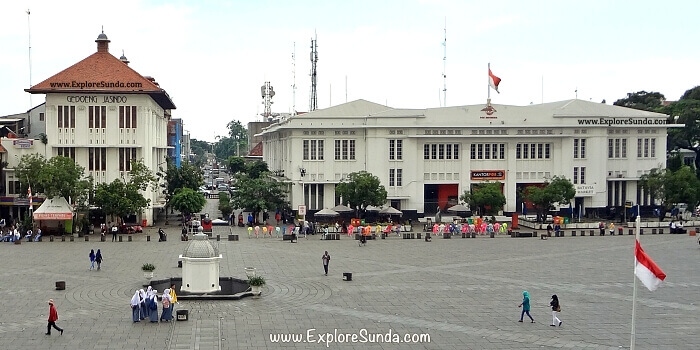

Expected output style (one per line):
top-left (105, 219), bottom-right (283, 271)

top-left (149, 298), bottom-right (157, 310)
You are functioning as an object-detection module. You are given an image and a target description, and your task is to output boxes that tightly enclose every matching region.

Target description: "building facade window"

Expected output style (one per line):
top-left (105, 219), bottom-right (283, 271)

top-left (573, 166), bottom-right (586, 184)
top-left (304, 184), bottom-right (324, 210)
top-left (57, 106), bottom-right (76, 128)
top-left (303, 139), bottom-right (325, 160)
top-left (573, 138), bottom-right (587, 158)
top-left (89, 106), bottom-right (107, 128)
top-left (39, 112), bottom-right (45, 121)
top-left (389, 139), bottom-right (403, 160)
top-left (89, 147), bottom-right (107, 171)
top-left (56, 147), bottom-right (75, 160)
top-left (608, 138), bottom-right (627, 158)
top-left (389, 168), bottom-right (403, 187)
top-left (119, 147), bottom-right (137, 171)
top-left (515, 143), bottom-right (551, 159)
top-left (118, 106), bottom-right (137, 128)
top-left (637, 138), bottom-right (656, 158)
top-left (423, 143), bottom-right (459, 160)
top-left (334, 139), bottom-right (354, 160)
top-left (8, 180), bottom-right (21, 195)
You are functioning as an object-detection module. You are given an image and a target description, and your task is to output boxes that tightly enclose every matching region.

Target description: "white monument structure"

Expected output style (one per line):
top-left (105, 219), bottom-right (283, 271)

top-left (179, 232), bottom-right (222, 293)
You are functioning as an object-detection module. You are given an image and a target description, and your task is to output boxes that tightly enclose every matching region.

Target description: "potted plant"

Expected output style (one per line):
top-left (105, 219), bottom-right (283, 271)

top-left (142, 263), bottom-right (156, 280)
top-left (248, 275), bottom-right (266, 296)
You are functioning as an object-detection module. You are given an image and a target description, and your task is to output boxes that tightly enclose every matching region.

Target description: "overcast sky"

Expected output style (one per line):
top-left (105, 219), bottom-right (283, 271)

top-left (2, 0), bottom-right (699, 142)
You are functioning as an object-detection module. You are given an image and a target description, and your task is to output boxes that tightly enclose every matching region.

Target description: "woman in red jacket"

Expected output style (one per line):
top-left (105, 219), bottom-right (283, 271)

top-left (46, 299), bottom-right (63, 335)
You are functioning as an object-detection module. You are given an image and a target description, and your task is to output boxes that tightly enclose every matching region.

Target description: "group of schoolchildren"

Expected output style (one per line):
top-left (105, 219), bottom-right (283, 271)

top-left (130, 285), bottom-right (177, 323)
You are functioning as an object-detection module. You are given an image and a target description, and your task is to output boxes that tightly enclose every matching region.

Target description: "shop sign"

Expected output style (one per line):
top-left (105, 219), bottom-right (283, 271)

top-left (470, 170), bottom-right (505, 180)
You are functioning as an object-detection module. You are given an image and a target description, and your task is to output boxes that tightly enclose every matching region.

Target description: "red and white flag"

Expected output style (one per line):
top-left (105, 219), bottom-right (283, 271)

top-left (28, 184), bottom-right (32, 210)
top-left (634, 239), bottom-right (666, 291)
top-left (489, 68), bottom-right (501, 93)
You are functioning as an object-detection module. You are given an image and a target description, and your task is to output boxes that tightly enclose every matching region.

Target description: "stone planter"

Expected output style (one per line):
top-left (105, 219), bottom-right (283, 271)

top-left (143, 271), bottom-right (154, 280)
top-left (251, 285), bottom-right (262, 296)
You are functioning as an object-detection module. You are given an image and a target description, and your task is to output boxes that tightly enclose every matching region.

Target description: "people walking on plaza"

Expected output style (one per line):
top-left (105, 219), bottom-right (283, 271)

top-left (609, 222), bottom-right (615, 236)
top-left (518, 291), bottom-right (534, 323)
top-left (550, 295), bottom-right (562, 327)
top-left (130, 290), bottom-right (141, 322)
top-left (169, 284), bottom-right (178, 316)
top-left (598, 221), bottom-right (605, 236)
top-left (160, 289), bottom-right (173, 322)
top-left (34, 227), bottom-right (42, 242)
top-left (254, 225), bottom-right (260, 238)
top-left (111, 224), bottom-right (118, 241)
top-left (148, 288), bottom-right (159, 323)
top-left (95, 249), bottom-right (103, 270)
top-left (46, 299), bottom-right (63, 335)
top-left (547, 224), bottom-right (553, 236)
top-left (247, 213), bottom-right (254, 226)
top-left (89, 249), bottom-right (96, 270)
top-left (322, 251), bottom-right (331, 276)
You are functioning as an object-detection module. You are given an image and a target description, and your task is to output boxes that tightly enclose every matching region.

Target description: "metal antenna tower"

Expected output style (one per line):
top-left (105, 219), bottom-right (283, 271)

top-left (309, 33), bottom-right (318, 111)
top-left (27, 9), bottom-right (32, 109)
top-left (261, 81), bottom-right (275, 120)
top-left (291, 42), bottom-right (297, 115)
top-left (441, 17), bottom-right (447, 107)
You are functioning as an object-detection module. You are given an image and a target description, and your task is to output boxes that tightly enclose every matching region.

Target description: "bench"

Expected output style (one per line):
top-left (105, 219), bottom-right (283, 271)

top-left (511, 231), bottom-right (535, 238)
top-left (356, 234), bottom-right (375, 240)
top-left (228, 234), bottom-right (239, 241)
top-left (343, 272), bottom-right (352, 281)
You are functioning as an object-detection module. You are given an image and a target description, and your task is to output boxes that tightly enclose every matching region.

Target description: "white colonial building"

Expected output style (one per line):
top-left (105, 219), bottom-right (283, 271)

top-left (19, 32), bottom-right (175, 226)
top-left (260, 99), bottom-right (677, 219)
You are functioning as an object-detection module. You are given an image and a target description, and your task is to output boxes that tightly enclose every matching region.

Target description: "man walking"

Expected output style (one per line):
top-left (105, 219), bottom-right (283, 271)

top-left (322, 251), bottom-right (331, 276)
top-left (46, 299), bottom-right (63, 335)
top-left (111, 224), bottom-right (118, 242)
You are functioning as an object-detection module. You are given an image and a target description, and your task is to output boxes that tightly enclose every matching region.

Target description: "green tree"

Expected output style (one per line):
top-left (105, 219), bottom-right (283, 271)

top-left (15, 154), bottom-right (47, 195)
top-left (335, 171), bottom-right (388, 217)
top-left (641, 166), bottom-right (700, 219)
top-left (92, 160), bottom-right (154, 224)
top-left (523, 176), bottom-right (576, 223)
top-left (17, 155), bottom-right (92, 205)
top-left (170, 187), bottom-right (206, 221)
top-left (665, 86), bottom-right (700, 177)
top-left (93, 179), bottom-right (149, 224)
top-left (230, 173), bottom-right (288, 223)
top-left (160, 160), bottom-right (204, 207)
top-left (227, 120), bottom-right (248, 156)
top-left (226, 156), bottom-right (246, 175)
top-left (218, 192), bottom-right (233, 219)
top-left (212, 136), bottom-right (237, 160)
top-left (245, 160), bottom-right (269, 179)
top-left (190, 138), bottom-right (210, 166)
top-left (460, 182), bottom-right (506, 216)
top-left (663, 166), bottom-right (700, 211)
top-left (613, 91), bottom-right (666, 111)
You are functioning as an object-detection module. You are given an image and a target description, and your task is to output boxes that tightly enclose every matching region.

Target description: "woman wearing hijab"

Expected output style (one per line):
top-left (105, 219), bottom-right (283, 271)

top-left (95, 249), bottom-right (103, 270)
top-left (550, 295), bottom-right (562, 327)
top-left (148, 289), bottom-right (159, 323)
top-left (89, 249), bottom-right (96, 270)
top-left (130, 290), bottom-right (141, 322)
top-left (139, 289), bottom-right (148, 320)
top-left (518, 291), bottom-right (534, 323)
top-left (160, 289), bottom-right (173, 322)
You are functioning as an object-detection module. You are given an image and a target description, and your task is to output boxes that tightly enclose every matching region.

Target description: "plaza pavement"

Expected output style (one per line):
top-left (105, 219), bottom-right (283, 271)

top-left (1, 204), bottom-right (699, 349)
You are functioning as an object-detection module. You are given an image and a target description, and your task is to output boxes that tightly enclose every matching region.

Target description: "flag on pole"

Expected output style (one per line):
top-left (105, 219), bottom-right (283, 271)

top-left (634, 239), bottom-right (666, 291)
top-left (488, 68), bottom-right (501, 93)
top-left (28, 184), bottom-right (32, 210)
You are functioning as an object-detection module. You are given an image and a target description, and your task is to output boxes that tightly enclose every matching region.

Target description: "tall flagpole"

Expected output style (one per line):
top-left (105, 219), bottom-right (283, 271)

top-left (487, 63), bottom-right (491, 101)
top-left (630, 205), bottom-right (640, 350)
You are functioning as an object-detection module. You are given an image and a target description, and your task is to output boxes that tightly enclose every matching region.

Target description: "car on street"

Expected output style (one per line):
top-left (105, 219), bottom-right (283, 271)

top-left (217, 184), bottom-right (229, 192)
